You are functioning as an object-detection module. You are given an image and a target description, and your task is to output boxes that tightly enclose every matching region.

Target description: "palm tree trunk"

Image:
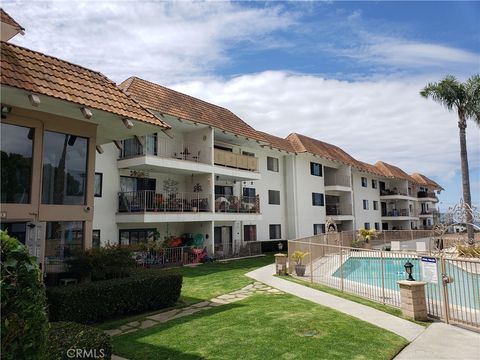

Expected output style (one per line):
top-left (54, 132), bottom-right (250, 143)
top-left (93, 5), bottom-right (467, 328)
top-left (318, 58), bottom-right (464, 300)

top-left (458, 112), bottom-right (475, 245)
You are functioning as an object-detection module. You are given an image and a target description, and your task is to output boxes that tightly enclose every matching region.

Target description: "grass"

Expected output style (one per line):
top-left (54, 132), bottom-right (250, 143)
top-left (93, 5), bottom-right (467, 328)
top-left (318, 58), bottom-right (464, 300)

top-left (280, 275), bottom-right (431, 327)
top-left (97, 254), bottom-right (273, 330)
top-left (112, 294), bottom-right (408, 360)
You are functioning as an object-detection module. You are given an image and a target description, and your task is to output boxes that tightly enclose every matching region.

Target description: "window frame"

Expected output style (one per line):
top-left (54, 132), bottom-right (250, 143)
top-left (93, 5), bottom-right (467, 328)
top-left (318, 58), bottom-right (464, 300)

top-left (94, 172), bottom-right (103, 197)
top-left (363, 199), bottom-right (369, 210)
top-left (269, 224), bottom-right (282, 240)
top-left (267, 156), bottom-right (279, 172)
top-left (312, 192), bottom-right (325, 206)
top-left (243, 225), bottom-right (257, 242)
top-left (310, 162), bottom-right (323, 177)
top-left (313, 223), bottom-right (326, 235)
top-left (119, 228), bottom-right (155, 246)
top-left (268, 190), bottom-right (281, 205)
top-left (372, 179), bottom-right (378, 189)
top-left (373, 200), bottom-right (378, 211)
top-left (361, 177), bottom-right (368, 188)
top-left (364, 222), bottom-right (371, 230)
top-left (92, 229), bottom-right (101, 248)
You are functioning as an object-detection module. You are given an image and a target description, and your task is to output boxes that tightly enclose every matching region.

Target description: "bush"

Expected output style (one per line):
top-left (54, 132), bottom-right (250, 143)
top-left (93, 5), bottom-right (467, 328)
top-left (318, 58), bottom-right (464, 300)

top-left (1, 231), bottom-right (48, 360)
top-left (47, 272), bottom-right (182, 324)
top-left (48, 321), bottom-right (112, 360)
top-left (457, 244), bottom-right (480, 258)
top-left (66, 246), bottom-right (135, 282)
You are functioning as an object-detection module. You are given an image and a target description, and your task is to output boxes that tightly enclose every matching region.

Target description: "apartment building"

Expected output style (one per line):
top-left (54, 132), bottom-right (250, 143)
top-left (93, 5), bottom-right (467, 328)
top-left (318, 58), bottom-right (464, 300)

top-left (92, 77), bottom-right (443, 257)
top-left (0, 10), bottom-right (170, 274)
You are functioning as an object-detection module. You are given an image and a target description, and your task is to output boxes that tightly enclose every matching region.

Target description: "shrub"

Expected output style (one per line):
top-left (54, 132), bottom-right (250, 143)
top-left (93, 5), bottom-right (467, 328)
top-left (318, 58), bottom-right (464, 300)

top-left (47, 272), bottom-right (182, 324)
top-left (457, 244), bottom-right (480, 258)
top-left (66, 245), bottom-right (135, 282)
top-left (1, 231), bottom-right (48, 360)
top-left (47, 322), bottom-right (112, 360)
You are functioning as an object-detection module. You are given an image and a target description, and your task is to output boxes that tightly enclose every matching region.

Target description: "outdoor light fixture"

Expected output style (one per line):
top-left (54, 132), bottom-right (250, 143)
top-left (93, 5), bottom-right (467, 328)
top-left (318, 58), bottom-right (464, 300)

top-left (122, 118), bottom-right (134, 129)
top-left (80, 107), bottom-right (93, 119)
top-left (404, 261), bottom-right (415, 281)
top-left (278, 242), bottom-right (284, 251)
top-left (28, 94), bottom-right (41, 107)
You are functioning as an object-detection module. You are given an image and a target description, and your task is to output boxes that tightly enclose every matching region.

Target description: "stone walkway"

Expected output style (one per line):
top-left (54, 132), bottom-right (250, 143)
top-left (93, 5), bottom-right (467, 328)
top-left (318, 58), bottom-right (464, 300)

top-left (105, 282), bottom-right (283, 337)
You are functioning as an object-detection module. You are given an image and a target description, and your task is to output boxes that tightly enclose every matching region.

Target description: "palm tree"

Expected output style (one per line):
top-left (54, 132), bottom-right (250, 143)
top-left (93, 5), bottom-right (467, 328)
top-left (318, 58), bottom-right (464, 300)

top-left (420, 75), bottom-right (480, 245)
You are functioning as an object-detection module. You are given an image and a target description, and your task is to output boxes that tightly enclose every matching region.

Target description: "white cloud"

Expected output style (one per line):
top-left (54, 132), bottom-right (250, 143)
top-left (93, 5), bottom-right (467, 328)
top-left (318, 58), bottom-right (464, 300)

top-left (6, 0), bottom-right (295, 83)
top-left (172, 71), bottom-right (480, 183)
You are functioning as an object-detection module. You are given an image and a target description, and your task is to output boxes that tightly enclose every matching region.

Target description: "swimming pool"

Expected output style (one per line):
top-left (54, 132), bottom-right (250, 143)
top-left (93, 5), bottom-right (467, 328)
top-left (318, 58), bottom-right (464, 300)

top-left (332, 257), bottom-right (480, 310)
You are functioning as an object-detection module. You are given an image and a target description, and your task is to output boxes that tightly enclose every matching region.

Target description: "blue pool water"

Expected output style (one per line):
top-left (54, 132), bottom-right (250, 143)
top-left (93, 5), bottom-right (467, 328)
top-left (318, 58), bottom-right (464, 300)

top-left (333, 257), bottom-right (480, 310)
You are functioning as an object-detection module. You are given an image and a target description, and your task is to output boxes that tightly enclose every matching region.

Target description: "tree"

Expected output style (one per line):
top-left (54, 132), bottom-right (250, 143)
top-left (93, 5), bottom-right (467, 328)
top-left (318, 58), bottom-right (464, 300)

top-left (420, 75), bottom-right (480, 244)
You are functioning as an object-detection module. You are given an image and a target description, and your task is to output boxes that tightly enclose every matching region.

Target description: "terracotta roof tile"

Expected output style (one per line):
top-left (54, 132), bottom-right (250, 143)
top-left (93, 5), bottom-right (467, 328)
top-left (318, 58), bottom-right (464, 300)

top-left (411, 173), bottom-right (444, 190)
top-left (257, 131), bottom-right (296, 153)
top-left (0, 42), bottom-right (168, 128)
top-left (286, 133), bottom-right (360, 167)
top-left (119, 76), bottom-right (267, 142)
top-left (374, 161), bottom-right (417, 183)
top-left (0, 8), bottom-right (24, 31)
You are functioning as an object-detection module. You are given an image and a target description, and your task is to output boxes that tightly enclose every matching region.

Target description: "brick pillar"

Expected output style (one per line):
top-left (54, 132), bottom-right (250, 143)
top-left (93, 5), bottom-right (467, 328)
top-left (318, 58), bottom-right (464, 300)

top-left (397, 280), bottom-right (428, 321)
top-left (274, 253), bottom-right (287, 276)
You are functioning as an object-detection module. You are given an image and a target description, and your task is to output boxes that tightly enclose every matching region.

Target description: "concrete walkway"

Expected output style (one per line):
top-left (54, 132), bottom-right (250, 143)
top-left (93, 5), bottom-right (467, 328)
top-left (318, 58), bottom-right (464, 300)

top-left (395, 322), bottom-right (480, 360)
top-left (246, 264), bottom-right (424, 342)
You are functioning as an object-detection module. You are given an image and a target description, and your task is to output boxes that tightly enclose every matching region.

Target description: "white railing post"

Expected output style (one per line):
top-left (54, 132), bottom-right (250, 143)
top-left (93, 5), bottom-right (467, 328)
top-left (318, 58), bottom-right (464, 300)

top-left (380, 250), bottom-right (386, 304)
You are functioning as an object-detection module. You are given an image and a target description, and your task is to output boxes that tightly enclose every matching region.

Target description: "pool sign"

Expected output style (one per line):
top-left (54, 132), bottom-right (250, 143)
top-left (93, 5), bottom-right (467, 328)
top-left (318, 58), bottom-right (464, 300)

top-left (421, 257), bottom-right (438, 284)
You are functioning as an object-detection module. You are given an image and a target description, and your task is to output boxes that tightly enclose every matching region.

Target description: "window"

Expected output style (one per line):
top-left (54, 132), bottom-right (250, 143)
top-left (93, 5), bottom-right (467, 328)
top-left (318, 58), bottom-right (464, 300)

top-left (373, 201), bottom-right (378, 210)
top-left (0, 222), bottom-right (27, 244)
top-left (269, 224), bottom-right (281, 239)
top-left (92, 230), bottom-right (101, 248)
top-left (313, 224), bottom-right (325, 235)
top-left (243, 187), bottom-right (256, 198)
top-left (244, 225), bottom-right (257, 241)
top-left (242, 151), bottom-right (255, 157)
top-left (120, 176), bottom-right (156, 193)
top-left (310, 162), bottom-right (322, 176)
top-left (364, 222), bottom-right (371, 230)
top-left (268, 190), bottom-right (280, 205)
top-left (119, 229), bottom-right (155, 246)
top-left (45, 221), bottom-right (84, 259)
top-left (363, 199), bottom-right (369, 210)
top-left (372, 179), bottom-right (377, 189)
top-left (215, 185), bottom-right (233, 196)
top-left (1, 123), bottom-right (34, 203)
top-left (267, 157), bottom-right (279, 172)
top-left (361, 177), bottom-right (368, 187)
top-left (312, 193), bottom-right (324, 206)
top-left (42, 131), bottom-right (88, 205)
top-left (94, 173), bottom-right (103, 197)
top-left (374, 222), bottom-right (380, 231)
top-left (214, 145), bottom-right (232, 152)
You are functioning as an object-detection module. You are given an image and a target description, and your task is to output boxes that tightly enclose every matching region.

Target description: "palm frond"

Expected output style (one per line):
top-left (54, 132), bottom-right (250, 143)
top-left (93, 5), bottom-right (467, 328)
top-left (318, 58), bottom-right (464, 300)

top-left (465, 74), bottom-right (480, 126)
top-left (420, 75), bottom-right (465, 111)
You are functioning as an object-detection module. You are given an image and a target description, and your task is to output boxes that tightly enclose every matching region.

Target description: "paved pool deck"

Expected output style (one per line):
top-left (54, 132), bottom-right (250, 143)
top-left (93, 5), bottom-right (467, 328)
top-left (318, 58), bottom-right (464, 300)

top-left (246, 264), bottom-right (480, 360)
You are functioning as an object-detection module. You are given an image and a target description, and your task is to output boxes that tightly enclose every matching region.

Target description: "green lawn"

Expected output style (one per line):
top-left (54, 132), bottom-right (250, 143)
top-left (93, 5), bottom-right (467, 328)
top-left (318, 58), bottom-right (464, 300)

top-left (280, 275), bottom-right (431, 327)
top-left (112, 294), bottom-right (408, 360)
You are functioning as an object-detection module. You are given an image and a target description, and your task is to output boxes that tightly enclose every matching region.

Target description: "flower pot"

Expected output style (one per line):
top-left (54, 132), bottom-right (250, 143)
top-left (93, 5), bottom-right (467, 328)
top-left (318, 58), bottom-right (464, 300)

top-left (295, 264), bottom-right (306, 277)
top-left (192, 207), bottom-right (198, 212)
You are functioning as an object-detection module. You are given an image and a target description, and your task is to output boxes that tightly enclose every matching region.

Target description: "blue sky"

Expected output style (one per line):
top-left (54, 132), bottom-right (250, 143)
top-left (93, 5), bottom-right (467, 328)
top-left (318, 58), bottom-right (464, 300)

top-left (5, 0), bottom-right (480, 211)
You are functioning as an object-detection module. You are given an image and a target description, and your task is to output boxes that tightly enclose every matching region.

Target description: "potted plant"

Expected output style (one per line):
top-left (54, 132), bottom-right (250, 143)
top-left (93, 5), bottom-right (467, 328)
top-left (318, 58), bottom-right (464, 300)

top-left (291, 251), bottom-right (309, 276)
top-left (358, 228), bottom-right (378, 249)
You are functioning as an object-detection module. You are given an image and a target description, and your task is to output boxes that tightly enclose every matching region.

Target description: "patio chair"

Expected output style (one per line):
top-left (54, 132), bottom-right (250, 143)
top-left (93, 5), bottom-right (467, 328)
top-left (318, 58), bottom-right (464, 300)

top-left (391, 241), bottom-right (401, 252)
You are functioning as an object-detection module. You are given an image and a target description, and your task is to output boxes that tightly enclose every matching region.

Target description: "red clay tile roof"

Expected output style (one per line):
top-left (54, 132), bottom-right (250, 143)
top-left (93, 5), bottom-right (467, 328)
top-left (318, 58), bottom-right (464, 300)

top-left (411, 173), bottom-right (444, 190)
top-left (0, 42), bottom-right (168, 128)
top-left (0, 8), bottom-right (24, 31)
top-left (287, 133), bottom-right (361, 167)
top-left (355, 161), bottom-right (385, 176)
top-left (119, 76), bottom-right (267, 142)
top-left (257, 131), bottom-right (296, 153)
top-left (374, 161), bottom-right (417, 183)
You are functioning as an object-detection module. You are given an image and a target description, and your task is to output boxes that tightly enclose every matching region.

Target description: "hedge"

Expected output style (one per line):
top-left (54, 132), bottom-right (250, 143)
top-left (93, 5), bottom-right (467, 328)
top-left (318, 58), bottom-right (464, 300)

top-left (47, 272), bottom-right (182, 324)
top-left (1, 231), bottom-right (48, 360)
top-left (48, 322), bottom-right (112, 360)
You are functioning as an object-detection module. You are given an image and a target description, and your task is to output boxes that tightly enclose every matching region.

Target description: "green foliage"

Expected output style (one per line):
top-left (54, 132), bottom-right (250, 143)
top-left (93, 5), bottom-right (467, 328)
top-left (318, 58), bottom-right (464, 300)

top-left (1, 231), bottom-right (48, 360)
top-left (66, 245), bottom-right (135, 282)
top-left (290, 251), bottom-right (309, 265)
top-left (47, 272), bottom-right (182, 324)
top-left (358, 228), bottom-right (378, 243)
top-left (47, 322), bottom-right (112, 360)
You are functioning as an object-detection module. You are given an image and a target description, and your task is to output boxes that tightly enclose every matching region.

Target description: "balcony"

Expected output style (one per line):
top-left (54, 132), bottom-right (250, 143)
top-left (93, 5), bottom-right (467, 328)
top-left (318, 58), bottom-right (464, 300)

top-left (215, 194), bottom-right (260, 214)
top-left (118, 190), bottom-right (211, 213)
top-left (381, 208), bottom-right (419, 220)
top-left (326, 203), bottom-right (353, 216)
top-left (379, 188), bottom-right (416, 201)
top-left (418, 210), bottom-right (439, 217)
top-left (119, 136), bottom-right (211, 165)
top-left (214, 149), bottom-right (258, 172)
top-left (324, 174), bottom-right (351, 192)
top-left (417, 191), bottom-right (438, 202)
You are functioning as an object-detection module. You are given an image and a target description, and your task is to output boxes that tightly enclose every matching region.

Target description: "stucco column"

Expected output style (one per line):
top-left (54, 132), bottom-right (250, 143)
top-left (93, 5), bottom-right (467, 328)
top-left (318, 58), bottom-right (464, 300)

top-left (274, 253), bottom-right (287, 275)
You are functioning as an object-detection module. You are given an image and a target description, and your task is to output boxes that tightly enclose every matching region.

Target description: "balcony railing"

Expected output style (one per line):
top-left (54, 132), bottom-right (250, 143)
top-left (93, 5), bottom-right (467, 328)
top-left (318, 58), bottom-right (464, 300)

top-left (324, 174), bottom-right (351, 187)
top-left (118, 190), bottom-right (211, 213)
top-left (214, 194), bottom-right (260, 214)
top-left (381, 209), bottom-right (417, 217)
top-left (119, 136), bottom-right (211, 165)
top-left (380, 188), bottom-right (409, 196)
top-left (214, 148), bottom-right (258, 172)
top-left (417, 191), bottom-right (437, 199)
top-left (326, 203), bottom-right (353, 216)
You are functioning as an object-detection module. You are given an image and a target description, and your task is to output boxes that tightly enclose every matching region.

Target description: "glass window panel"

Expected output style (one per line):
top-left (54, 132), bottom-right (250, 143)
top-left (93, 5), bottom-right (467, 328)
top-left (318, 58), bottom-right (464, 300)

top-left (42, 131), bottom-right (88, 205)
top-left (92, 230), bottom-right (101, 248)
top-left (45, 221), bottom-right (84, 259)
top-left (1, 123), bottom-right (34, 203)
top-left (94, 173), bottom-right (103, 197)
